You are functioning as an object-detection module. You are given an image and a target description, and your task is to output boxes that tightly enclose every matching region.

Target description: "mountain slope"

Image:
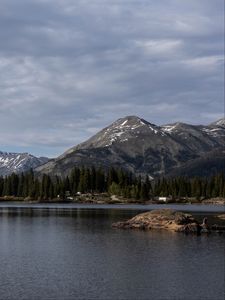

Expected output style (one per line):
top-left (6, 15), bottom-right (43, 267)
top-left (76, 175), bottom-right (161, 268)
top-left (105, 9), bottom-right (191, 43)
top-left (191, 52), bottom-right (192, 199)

top-left (166, 149), bottom-right (225, 177)
top-left (0, 152), bottom-right (49, 176)
top-left (36, 116), bottom-right (225, 177)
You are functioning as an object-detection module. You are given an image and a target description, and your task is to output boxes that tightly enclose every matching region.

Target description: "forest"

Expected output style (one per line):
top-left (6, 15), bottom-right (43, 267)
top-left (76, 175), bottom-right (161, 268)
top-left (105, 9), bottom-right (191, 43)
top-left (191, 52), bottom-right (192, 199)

top-left (0, 166), bottom-right (224, 201)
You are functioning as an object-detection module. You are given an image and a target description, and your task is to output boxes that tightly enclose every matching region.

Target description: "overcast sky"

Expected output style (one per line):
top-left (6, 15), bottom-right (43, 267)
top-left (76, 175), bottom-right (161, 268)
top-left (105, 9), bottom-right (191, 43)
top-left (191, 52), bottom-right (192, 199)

top-left (0, 0), bottom-right (224, 157)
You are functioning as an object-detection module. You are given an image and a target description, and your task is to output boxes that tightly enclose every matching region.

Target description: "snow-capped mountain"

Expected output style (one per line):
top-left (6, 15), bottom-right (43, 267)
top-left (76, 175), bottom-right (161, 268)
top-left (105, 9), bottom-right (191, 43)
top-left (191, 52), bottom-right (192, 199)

top-left (36, 116), bottom-right (225, 178)
top-left (210, 118), bottom-right (225, 127)
top-left (0, 152), bottom-right (49, 176)
top-left (62, 116), bottom-right (164, 154)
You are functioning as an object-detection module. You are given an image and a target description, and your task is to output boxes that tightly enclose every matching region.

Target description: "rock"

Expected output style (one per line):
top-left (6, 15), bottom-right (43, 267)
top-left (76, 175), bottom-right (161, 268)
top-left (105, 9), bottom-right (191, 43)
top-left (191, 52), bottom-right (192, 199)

top-left (174, 212), bottom-right (196, 225)
top-left (217, 214), bottom-right (225, 220)
top-left (112, 209), bottom-right (200, 233)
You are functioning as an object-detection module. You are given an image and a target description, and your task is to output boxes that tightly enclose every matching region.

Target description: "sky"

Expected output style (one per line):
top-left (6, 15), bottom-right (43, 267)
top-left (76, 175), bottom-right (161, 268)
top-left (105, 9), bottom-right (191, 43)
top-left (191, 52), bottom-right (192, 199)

top-left (0, 0), bottom-right (224, 157)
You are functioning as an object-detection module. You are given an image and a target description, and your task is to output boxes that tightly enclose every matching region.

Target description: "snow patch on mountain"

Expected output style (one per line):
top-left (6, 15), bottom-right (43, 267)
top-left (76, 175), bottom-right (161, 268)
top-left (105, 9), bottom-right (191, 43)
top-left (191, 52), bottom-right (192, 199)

top-left (161, 124), bottom-right (177, 133)
top-left (202, 127), bottom-right (225, 138)
top-left (100, 116), bottom-right (164, 146)
top-left (211, 118), bottom-right (225, 127)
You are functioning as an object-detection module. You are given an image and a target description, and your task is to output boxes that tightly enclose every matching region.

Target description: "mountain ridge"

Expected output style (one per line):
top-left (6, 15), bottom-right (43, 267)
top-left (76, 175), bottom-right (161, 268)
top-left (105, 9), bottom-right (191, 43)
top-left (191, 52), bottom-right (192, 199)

top-left (0, 151), bottom-right (49, 176)
top-left (35, 115), bottom-right (225, 178)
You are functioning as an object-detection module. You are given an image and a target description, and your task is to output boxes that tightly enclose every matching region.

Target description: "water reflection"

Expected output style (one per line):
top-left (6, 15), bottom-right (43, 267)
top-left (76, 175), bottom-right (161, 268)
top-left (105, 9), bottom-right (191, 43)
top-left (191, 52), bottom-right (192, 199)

top-left (0, 207), bottom-right (224, 300)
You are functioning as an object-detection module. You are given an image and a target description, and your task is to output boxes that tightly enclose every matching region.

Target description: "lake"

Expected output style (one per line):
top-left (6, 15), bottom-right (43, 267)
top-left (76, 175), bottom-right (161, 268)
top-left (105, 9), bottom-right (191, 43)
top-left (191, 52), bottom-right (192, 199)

top-left (0, 203), bottom-right (224, 300)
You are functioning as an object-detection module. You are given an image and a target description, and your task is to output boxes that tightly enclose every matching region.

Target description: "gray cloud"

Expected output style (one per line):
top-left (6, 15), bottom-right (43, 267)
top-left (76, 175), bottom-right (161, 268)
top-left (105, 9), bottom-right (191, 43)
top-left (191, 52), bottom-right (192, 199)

top-left (0, 0), bottom-right (224, 157)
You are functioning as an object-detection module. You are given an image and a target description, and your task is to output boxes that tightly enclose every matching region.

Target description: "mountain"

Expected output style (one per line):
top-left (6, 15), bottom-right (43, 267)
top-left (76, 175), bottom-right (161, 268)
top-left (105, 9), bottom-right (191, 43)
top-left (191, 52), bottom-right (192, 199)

top-left (210, 118), bottom-right (225, 127)
top-left (36, 116), bottom-right (225, 178)
top-left (164, 149), bottom-right (225, 177)
top-left (0, 151), bottom-right (49, 176)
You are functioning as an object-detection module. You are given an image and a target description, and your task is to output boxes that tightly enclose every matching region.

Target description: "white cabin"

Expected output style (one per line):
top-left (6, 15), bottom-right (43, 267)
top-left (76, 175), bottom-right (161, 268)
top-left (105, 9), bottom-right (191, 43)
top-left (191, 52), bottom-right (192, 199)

top-left (158, 197), bottom-right (168, 202)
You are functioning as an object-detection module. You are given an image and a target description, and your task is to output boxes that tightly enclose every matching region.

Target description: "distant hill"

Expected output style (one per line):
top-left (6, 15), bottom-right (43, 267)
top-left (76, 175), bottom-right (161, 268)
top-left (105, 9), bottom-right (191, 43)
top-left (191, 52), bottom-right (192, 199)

top-left (0, 151), bottom-right (49, 176)
top-left (35, 116), bottom-right (225, 178)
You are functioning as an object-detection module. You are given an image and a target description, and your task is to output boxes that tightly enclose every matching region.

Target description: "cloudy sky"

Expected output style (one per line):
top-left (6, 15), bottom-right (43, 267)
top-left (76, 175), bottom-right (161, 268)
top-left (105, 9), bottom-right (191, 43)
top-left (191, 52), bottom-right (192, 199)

top-left (0, 0), bottom-right (224, 157)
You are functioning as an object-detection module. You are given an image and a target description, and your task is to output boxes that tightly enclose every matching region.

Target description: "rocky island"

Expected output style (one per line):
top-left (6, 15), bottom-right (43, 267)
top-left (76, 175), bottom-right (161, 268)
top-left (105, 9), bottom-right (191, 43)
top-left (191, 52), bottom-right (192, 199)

top-left (112, 209), bottom-right (225, 234)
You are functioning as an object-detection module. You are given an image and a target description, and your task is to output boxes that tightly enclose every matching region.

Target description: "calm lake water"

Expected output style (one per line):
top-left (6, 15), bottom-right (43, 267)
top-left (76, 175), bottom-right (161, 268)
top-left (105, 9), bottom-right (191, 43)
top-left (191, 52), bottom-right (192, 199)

top-left (0, 203), bottom-right (224, 300)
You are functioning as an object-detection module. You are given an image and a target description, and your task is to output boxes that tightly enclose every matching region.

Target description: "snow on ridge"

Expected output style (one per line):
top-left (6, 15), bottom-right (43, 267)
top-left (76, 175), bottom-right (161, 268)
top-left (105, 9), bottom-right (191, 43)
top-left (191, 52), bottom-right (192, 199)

top-left (131, 124), bottom-right (142, 130)
top-left (148, 125), bottom-right (158, 134)
top-left (0, 153), bottom-right (28, 170)
top-left (201, 127), bottom-right (224, 138)
top-left (120, 120), bottom-right (128, 127)
top-left (0, 151), bottom-right (48, 175)
top-left (202, 127), bottom-right (223, 133)
top-left (161, 124), bottom-right (177, 133)
top-left (210, 128), bottom-right (223, 132)
top-left (213, 119), bottom-right (225, 126)
top-left (100, 118), bottom-right (166, 147)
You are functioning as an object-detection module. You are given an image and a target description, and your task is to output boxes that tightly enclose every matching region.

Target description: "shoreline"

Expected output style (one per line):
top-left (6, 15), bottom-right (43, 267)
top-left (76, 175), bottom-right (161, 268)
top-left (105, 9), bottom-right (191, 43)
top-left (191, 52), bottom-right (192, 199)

top-left (0, 195), bottom-right (225, 206)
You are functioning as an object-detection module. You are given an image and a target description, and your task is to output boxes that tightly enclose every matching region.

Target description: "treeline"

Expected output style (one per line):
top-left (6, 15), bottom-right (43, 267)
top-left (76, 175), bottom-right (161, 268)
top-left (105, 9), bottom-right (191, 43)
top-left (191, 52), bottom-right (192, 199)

top-left (0, 167), bottom-right (224, 201)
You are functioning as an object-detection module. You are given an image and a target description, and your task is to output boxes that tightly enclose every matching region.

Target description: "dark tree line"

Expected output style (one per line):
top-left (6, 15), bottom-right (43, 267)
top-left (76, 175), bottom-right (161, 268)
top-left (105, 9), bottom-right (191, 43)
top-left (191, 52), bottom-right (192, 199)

top-left (153, 175), bottom-right (225, 199)
top-left (0, 167), bottom-right (224, 201)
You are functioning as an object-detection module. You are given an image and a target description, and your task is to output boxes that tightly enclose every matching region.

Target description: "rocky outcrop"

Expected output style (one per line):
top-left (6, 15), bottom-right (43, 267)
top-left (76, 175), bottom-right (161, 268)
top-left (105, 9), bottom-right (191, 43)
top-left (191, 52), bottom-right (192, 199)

top-left (112, 209), bottom-right (202, 233)
top-left (217, 214), bottom-right (225, 220)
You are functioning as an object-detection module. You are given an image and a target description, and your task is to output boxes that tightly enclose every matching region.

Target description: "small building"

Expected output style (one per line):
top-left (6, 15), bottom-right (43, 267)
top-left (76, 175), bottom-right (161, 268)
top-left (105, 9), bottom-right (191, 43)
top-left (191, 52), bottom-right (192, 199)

top-left (158, 197), bottom-right (168, 202)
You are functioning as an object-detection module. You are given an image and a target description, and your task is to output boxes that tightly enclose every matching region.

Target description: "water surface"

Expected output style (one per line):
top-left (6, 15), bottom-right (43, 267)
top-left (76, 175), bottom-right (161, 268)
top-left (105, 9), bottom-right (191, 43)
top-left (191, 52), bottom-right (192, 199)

top-left (0, 204), bottom-right (224, 300)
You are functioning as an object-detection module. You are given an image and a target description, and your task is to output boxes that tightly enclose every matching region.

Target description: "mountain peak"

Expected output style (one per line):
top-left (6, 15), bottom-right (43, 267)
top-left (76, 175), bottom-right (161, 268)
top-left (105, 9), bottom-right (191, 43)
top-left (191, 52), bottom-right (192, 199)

top-left (63, 116), bottom-right (160, 155)
top-left (104, 116), bottom-right (160, 143)
top-left (112, 115), bottom-right (157, 128)
top-left (210, 118), bottom-right (225, 127)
